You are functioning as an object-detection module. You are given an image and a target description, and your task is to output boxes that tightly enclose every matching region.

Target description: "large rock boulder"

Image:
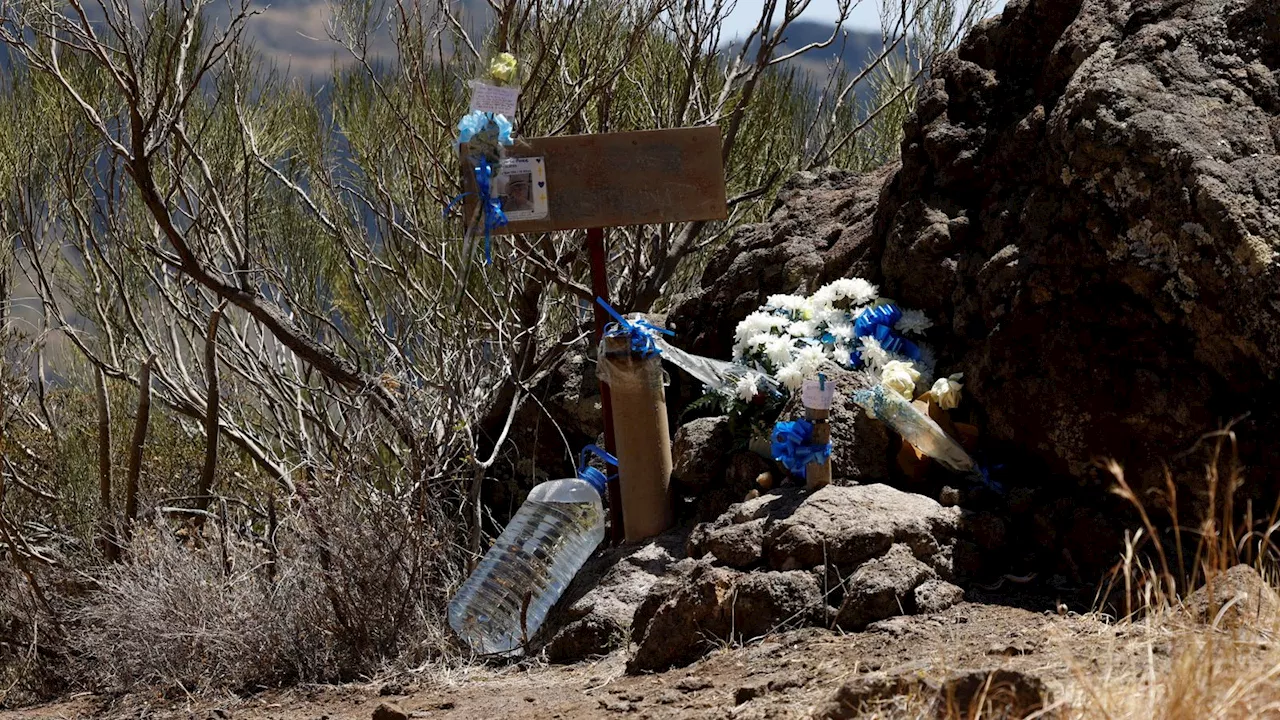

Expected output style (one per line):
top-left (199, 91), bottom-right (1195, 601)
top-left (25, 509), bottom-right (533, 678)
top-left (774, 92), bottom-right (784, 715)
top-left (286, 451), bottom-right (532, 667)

top-left (834, 543), bottom-right (941, 631)
top-left (671, 416), bottom-right (733, 492)
top-left (670, 0), bottom-right (1280, 571)
top-left (1185, 564), bottom-right (1280, 631)
top-left (688, 485), bottom-right (961, 575)
top-left (880, 0), bottom-right (1280, 507)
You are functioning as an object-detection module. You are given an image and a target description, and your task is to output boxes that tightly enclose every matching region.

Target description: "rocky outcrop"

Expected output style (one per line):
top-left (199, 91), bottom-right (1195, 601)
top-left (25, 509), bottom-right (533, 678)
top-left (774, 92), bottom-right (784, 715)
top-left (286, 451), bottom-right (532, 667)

top-left (628, 486), bottom-right (965, 671)
top-left (671, 416), bottom-right (733, 491)
top-left (671, 0), bottom-right (1280, 573)
top-left (626, 560), bottom-right (827, 672)
top-left (880, 0), bottom-right (1280, 504)
top-left (1185, 564), bottom-right (1280, 631)
top-left (536, 529), bottom-right (686, 663)
top-left (667, 165), bottom-right (897, 364)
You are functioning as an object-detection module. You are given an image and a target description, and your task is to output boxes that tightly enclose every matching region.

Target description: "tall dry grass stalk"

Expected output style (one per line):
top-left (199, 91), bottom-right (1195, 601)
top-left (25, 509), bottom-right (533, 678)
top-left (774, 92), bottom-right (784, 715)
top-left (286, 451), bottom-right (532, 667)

top-left (1071, 427), bottom-right (1280, 719)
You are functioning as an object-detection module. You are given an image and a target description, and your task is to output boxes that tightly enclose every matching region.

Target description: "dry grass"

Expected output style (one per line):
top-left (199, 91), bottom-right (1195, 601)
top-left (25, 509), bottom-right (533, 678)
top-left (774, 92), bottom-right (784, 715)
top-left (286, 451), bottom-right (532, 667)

top-left (1062, 428), bottom-right (1280, 720)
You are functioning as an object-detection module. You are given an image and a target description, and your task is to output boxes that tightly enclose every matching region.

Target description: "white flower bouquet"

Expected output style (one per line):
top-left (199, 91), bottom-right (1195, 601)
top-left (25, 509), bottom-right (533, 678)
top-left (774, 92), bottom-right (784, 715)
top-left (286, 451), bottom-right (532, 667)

top-left (728, 277), bottom-right (938, 402)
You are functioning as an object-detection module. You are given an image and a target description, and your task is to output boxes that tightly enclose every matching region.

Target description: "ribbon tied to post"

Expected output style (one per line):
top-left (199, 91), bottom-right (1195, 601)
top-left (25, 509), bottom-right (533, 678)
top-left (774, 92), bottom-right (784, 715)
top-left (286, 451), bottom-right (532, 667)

top-left (771, 419), bottom-right (832, 479)
top-left (595, 297), bottom-right (674, 359)
top-left (443, 156), bottom-right (509, 265)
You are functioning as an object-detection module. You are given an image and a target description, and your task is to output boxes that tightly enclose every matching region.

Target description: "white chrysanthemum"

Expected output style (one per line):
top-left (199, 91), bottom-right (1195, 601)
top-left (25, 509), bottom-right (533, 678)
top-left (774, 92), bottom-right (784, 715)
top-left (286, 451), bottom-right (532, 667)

top-left (833, 343), bottom-right (853, 367)
top-left (734, 312), bottom-right (770, 344)
top-left (820, 277), bottom-right (879, 306)
top-left (736, 374), bottom-right (760, 402)
top-left (858, 335), bottom-right (890, 370)
top-left (734, 311), bottom-right (787, 344)
top-left (827, 322), bottom-right (854, 342)
top-left (812, 306), bottom-right (847, 327)
top-left (733, 332), bottom-right (771, 362)
top-left (896, 308), bottom-right (934, 335)
top-left (766, 294), bottom-right (808, 314)
top-left (787, 320), bottom-right (818, 339)
top-left (916, 345), bottom-right (937, 376)
top-left (776, 363), bottom-right (806, 391)
top-left (764, 336), bottom-right (796, 369)
top-left (809, 286), bottom-right (837, 311)
top-left (881, 360), bottom-right (921, 400)
top-left (796, 345), bottom-right (827, 375)
top-left (930, 373), bottom-right (964, 410)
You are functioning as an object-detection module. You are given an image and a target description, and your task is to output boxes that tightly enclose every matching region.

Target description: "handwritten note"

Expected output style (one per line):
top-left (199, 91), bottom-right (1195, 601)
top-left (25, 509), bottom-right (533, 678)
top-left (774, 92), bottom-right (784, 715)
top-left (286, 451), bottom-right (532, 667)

top-left (802, 376), bottom-right (835, 410)
top-left (469, 82), bottom-right (520, 117)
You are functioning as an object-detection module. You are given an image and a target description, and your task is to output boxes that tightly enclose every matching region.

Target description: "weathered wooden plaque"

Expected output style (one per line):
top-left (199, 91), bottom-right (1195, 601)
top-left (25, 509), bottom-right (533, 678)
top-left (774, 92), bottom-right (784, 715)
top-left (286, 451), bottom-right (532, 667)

top-left (461, 126), bottom-right (728, 234)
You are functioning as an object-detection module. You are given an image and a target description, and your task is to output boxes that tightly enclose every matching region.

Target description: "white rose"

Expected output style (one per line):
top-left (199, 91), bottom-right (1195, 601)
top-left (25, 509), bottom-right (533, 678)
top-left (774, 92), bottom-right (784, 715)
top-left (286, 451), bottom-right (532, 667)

top-left (880, 360), bottom-right (921, 400)
top-left (930, 373), bottom-right (964, 410)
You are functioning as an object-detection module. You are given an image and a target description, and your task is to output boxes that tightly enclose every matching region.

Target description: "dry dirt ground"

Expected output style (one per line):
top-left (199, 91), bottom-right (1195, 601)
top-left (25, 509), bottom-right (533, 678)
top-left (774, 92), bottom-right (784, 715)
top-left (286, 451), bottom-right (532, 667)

top-left (0, 599), bottom-right (1206, 720)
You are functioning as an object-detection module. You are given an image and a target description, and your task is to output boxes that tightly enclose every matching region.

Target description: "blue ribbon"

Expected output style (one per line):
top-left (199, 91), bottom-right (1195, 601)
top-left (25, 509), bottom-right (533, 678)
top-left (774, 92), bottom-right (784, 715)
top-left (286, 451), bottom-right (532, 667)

top-left (771, 419), bottom-right (832, 479)
top-left (854, 304), bottom-right (902, 337)
top-left (442, 157), bottom-right (508, 265)
top-left (595, 297), bottom-right (674, 358)
top-left (849, 303), bottom-right (921, 367)
top-left (472, 157), bottom-right (508, 264)
top-left (578, 444), bottom-right (619, 497)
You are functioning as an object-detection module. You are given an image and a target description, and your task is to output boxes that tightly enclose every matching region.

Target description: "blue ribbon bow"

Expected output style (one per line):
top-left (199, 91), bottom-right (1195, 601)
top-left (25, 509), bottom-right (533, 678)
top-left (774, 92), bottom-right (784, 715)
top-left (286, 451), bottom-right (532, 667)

top-left (445, 108), bottom-right (514, 266)
top-left (771, 419), bottom-right (832, 479)
top-left (854, 304), bottom-right (902, 337)
top-left (596, 297), bottom-right (674, 358)
top-left (849, 303), bottom-right (921, 367)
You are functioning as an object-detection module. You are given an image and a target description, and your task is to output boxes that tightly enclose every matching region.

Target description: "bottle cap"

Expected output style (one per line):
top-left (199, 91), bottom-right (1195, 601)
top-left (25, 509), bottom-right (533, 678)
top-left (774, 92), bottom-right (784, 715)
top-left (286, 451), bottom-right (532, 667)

top-left (577, 444), bottom-right (619, 497)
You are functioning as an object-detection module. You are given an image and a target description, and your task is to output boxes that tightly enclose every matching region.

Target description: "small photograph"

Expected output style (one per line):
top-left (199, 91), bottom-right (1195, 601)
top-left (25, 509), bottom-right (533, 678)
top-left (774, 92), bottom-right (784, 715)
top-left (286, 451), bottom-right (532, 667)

top-left (501, 171), bottom-right (534, 214)
top-left (497, 156), bottom-right (548, 221)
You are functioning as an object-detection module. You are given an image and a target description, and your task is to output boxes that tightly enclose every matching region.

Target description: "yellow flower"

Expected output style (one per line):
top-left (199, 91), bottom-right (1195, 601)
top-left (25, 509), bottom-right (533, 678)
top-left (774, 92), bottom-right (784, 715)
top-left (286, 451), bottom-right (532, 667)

top-left (489, 52), bottom-right (518, 84)
top-left (930, 373), bottom-right (964, 410)
top-left (880, 360), bottom-right (920, 401)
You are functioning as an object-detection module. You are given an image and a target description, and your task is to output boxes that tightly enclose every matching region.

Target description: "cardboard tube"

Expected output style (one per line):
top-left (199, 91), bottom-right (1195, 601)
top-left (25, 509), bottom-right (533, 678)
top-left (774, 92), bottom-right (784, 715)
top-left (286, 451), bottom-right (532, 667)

top-left (804, 406), bottom-right (832, 492)
top-left (802, 377), bottom-right (834, 492)
top-left (600, 336), bottom-right (673, 542)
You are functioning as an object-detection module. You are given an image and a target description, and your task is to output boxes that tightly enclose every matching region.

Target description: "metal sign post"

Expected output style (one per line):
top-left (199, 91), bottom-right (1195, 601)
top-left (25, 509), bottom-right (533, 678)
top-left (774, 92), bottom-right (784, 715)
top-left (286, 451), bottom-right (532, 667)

top-left (463, 126), bottom-right (728, 543)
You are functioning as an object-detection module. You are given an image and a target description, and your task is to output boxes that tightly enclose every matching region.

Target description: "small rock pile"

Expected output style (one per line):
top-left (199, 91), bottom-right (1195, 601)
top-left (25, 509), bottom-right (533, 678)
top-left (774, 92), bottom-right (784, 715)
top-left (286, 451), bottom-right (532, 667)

top-left (536, 484), bottom-right (968, 672)
top-left (628, 484), bottom-right (964, 671)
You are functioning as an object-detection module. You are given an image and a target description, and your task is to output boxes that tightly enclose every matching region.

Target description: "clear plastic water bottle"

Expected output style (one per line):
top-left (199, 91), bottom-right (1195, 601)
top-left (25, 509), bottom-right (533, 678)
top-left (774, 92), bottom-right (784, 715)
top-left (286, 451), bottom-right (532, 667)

top-left (448, 447), bottom-right (613, 655)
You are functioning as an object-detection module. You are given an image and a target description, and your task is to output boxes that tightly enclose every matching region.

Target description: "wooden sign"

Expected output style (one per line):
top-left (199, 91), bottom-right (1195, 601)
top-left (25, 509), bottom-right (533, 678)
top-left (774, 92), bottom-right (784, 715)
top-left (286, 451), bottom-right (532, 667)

top-left (462, 126), bottom-right (728, 234)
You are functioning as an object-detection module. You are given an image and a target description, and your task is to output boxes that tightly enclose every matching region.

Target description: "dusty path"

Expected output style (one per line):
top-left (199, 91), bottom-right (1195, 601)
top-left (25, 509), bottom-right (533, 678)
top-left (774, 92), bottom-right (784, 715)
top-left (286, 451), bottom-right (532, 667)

top-left (0, 601), bottom-right (1167, 719)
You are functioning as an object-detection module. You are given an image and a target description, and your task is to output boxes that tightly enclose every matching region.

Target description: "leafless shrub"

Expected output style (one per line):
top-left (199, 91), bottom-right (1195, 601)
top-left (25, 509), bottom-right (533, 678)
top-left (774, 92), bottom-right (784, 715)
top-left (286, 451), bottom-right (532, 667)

top-left (73, 480), bottom-right (465, 694)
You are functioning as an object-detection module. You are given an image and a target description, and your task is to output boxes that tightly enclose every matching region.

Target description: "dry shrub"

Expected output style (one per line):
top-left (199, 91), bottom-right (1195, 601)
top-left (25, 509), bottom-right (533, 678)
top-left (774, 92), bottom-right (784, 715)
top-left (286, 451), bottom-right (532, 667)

top-left (73, 482), bottom-right (466, 694)
top-left (0, 565), bottom-right (74, 707)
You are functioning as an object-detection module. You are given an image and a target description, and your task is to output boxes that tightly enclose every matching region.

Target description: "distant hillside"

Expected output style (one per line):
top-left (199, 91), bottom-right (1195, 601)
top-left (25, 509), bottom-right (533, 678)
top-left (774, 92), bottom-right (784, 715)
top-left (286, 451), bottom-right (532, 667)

top-left (767, 20), bottom-right (894, 83)
top-left (729, 19), bottom-right (904, 105)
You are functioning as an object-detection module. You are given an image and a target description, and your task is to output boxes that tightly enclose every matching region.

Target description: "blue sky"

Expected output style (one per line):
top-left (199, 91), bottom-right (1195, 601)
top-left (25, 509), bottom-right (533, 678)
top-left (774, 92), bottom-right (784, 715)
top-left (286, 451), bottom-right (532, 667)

top-left (721, 0), bottom-right (1009, 39)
